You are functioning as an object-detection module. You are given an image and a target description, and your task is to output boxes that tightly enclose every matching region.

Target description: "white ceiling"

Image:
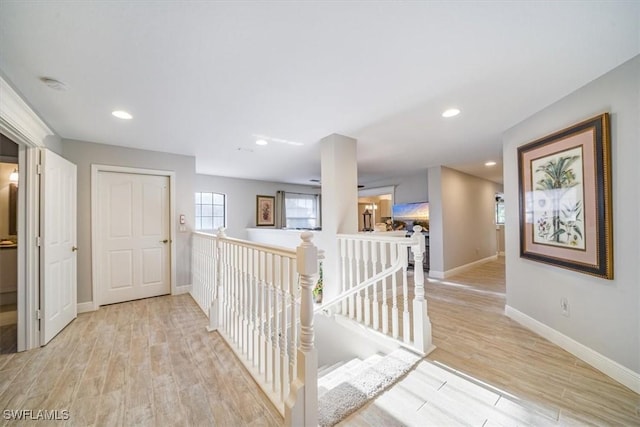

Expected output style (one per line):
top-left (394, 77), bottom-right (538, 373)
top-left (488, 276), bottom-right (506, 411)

top-left (1, 1), bottom-right (638, 186)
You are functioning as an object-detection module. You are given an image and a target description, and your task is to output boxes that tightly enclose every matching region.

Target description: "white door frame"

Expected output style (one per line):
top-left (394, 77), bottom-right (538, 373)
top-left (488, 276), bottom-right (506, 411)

top-left (0, 76), bottom-right (57, 350)
top-left (91, 164), bottom-right (176, 310)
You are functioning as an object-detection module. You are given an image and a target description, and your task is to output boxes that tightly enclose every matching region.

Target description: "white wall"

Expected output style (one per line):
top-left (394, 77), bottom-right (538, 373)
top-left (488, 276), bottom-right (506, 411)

top-left (62, 139), bottom-right (196, 303)
top-left (195, 174), bottom-right (319, 239)
top-left (503, 56), bottom-right (639, 374)
top-left (428, 166), bottom-right (502, 276)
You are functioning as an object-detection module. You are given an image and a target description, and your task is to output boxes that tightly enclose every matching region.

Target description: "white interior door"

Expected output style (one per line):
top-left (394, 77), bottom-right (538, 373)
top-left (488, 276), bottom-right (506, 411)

top-left (41, 149), bottom-right (77, 345)
top-left (97, 172), bottom-right (170, 305)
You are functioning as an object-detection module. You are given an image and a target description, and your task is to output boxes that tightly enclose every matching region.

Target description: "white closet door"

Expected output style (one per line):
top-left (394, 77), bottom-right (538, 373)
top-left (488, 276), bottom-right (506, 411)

top-left (98, 172), bottom-right (170, 305)
top-left (41, 149), bottom-right (77, 345)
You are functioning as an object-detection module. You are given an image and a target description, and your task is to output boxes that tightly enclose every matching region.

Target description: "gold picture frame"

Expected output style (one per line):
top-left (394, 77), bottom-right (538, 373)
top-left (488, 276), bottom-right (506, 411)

top-left (518, 113), bottom-right (613, 279)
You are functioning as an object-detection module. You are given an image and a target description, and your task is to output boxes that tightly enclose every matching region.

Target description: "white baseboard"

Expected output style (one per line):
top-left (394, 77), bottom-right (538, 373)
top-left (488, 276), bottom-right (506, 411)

top-left (77, 301), bottom-right (96, 313)
top-left (429, 255), bottom-right (498, 279)
top-left (505, 305), bottom-right (640, 394)
top-left (174, 284), bottom-right (192, 295)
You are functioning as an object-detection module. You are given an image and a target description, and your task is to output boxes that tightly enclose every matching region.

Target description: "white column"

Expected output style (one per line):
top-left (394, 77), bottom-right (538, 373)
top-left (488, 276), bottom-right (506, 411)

top-left (319, 134), bottom-right (358, 303)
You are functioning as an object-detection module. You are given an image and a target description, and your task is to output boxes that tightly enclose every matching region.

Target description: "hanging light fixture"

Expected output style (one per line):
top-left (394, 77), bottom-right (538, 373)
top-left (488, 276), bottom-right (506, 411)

top-left (9, 168), bottom-right (18, 184)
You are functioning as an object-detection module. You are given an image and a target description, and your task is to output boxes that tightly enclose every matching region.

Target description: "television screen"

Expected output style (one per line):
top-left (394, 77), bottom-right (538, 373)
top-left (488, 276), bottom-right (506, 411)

top-left (392, 202), bottom-right (429, 231)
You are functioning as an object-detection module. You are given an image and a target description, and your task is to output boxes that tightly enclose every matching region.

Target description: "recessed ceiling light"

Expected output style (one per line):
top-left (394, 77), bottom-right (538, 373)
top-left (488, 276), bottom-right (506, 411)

top-left (442, 108), bottom-right (460, 118)
top-left (485, 161), bottom-right (497, 167)
top-left (255, 139), bottom-right (268, 146)
top-left (112, 110), bottom-right (133, 120)
top-left (40, 77), bottom-right (68, 91)
top-left (252, 134), bottom-right (303, 146)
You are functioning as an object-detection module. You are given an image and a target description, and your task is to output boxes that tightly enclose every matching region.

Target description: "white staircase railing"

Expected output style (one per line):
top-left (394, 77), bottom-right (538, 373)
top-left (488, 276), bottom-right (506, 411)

top-left (191, 229), bottom-right (319, 427)
top-left (191, 226), bottom-right (431, 427)
top-left (330, 226), bottom-right (433, 354)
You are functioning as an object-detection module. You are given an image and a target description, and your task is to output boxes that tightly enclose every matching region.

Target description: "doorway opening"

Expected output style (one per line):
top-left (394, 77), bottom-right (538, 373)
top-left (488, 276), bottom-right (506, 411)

top-left (357, 187), bottom-right (394, 232)
top-left (0, 135), bottom-right (19, 353)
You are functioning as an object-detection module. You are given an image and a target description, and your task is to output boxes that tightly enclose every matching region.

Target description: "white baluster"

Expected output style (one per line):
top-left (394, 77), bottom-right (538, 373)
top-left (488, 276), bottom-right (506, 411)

top-left (253, 249), bottom-right (261, 367)
top-left (340, 238), bottom-right (348, 314)
top-left (271, 255), bottom-right (280, 392)
top-left (363, 240), bottom-right (371, 327)
top-left (402, 244), bottom-right (411, 344)
top-left (285, 232), bottom-right (318, 427)
top-left (242, 246), bottom-right (249, 355)
top-left (247, 247), bottom-right (255, 365)
top-left (209, 229), bottom-right (225, 331)
top-left (280, 257), bottom-right (290, 402)
top-left (391, 243), bottom-right (399, 339)
top-left (381, 242), bottom-right (389, 334)
top-left (259, 250), bottom-right (267, 375)
top-left (371, 241), bottom-right (380, 331)
top-left (289, 258), bottom-right (297, 382)
top-left (355, 240), bottom-right (363, 322)
top-left (347, 239), bottom-right (356, 318)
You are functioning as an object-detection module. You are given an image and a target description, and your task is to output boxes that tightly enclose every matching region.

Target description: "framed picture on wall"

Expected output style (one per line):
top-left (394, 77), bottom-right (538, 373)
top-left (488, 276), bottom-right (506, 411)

top-left (518, 113), bottom-right (613, 279)
top-left (256, 195), bottom-right (275, 226)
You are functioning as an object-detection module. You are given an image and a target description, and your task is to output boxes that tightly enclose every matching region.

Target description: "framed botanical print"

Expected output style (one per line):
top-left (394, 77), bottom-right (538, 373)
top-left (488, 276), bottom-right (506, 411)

top-left (256, 195), bottom-right (275, 226)
top-left (518, 113), bottom-right (613, 279)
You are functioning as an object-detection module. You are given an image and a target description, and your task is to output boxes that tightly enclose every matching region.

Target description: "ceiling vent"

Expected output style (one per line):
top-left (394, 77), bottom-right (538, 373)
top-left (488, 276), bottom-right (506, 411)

top-left (40, 77), bottom-right (68, 91)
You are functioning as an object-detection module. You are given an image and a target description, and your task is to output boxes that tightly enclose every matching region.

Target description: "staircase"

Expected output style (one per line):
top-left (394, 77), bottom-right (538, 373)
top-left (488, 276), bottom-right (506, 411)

top-left (190, 229), bottom-right (434, 427)
top-left (317, 347), bottom-right (422, 427)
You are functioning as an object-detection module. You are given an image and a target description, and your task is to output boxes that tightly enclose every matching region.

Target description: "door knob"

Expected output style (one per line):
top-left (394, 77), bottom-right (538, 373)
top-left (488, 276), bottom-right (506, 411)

top-left (160, 239), bottom-right (169, 244)
top-left (72, 246), bottom-right (78, 252)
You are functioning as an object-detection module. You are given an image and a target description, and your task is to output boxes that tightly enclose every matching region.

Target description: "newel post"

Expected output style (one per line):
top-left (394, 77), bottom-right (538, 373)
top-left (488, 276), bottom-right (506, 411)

top-left (208, 227), bottom-right (227, 332)
top-left (410, 225), bottom-right (433, 353)
top-left (285, 232), bottom-right (318, 427)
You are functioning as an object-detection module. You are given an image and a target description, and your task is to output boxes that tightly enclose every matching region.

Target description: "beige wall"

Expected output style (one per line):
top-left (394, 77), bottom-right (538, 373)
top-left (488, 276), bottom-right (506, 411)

top-left (61, 139), bottom-right (196, 304)
top-left (428, 166), bottom-right (503, 275)
top-left (503, 56), bottom-right (639, 373)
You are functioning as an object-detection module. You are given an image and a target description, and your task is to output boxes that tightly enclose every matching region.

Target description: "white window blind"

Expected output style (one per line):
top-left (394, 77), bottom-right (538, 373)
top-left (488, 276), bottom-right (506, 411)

top-left (280, 192), bottom-right (320, 229)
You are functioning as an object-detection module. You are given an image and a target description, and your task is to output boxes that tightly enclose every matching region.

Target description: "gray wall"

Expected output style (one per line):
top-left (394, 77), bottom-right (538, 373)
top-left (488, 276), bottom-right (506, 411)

top-left (62, 139), bottom-right (196, 304)
top-left (363, 170), bottom-right (428, 204)
top-left (43, 134), bottom-right (62, 155)
top-left (428, 166), bottom-right (502, 274)
top-left (195, 174), bottom-right (319, 239)
top-left (503, 56), bottom-right (639, 372)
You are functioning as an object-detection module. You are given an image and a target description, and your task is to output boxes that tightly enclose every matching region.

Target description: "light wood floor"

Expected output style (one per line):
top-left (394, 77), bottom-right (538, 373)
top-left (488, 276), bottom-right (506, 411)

top-left (0, 295), bottom-right (282, 426)
top-left (1, 258), bottom-right (638, 426)
top-left (342, 257), bottom-right (640, 426)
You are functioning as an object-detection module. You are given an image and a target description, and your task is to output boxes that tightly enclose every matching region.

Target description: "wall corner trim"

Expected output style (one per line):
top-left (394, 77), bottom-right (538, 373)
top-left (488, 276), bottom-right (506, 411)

top-left (505, 305), bottom-right (640, 394)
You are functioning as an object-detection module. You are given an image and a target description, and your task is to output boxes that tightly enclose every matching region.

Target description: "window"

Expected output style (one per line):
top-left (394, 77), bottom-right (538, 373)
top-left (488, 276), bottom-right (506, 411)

top-left (195, 192), bottom-right (226, 232)
top-left (284, 192), bottom-right (320, 229)
top-left (495, 196), bottom-right (505, 225)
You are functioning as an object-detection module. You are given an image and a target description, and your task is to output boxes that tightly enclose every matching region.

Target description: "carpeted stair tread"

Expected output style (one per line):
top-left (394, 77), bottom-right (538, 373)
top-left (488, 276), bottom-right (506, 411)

top-left (318, 347), bottom-right (422, 427)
